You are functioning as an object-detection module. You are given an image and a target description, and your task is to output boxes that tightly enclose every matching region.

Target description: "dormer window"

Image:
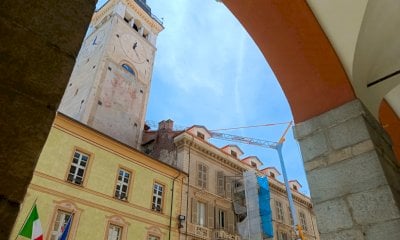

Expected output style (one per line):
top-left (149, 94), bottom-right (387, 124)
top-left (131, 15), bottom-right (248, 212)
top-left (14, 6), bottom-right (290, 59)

top-left (121, 64), bottom-right (135, 76)
top-left (270, 172), bottom-right (275, 179)
top-left (197, 132), bottom-right (205, 140)
top-left (293, 185), bottom-right (298, 191)
top-left (251, 161), bottom-right (257, 168)
top-left (230, 150), bottom-right (237, 158)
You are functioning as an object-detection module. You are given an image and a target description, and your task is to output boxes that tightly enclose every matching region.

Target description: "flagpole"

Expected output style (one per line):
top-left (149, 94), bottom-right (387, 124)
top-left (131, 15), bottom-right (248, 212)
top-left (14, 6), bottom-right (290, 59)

top-left (14, 197), bottom-right (38, 240)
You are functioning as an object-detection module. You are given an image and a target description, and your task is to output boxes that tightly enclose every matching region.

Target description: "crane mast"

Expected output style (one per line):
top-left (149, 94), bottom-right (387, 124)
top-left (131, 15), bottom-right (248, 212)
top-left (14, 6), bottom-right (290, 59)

top-left (211, 121), bottom-right (305, 240)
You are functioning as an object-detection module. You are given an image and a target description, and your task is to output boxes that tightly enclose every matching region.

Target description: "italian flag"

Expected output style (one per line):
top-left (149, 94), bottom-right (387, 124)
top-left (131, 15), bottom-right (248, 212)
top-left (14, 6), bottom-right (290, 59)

top-left (18, 204), bottom-right (43, 240)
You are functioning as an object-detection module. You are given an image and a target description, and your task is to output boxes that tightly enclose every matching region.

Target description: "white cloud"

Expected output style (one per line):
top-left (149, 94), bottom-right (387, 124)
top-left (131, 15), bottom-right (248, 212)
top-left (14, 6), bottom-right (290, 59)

top-left (146, 0), bottom-right (309, 194)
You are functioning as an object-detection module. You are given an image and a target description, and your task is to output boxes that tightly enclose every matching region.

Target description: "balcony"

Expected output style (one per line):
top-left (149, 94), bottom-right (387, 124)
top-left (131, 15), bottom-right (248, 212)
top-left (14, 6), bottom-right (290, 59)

top-left (188, 223), bottom-right (210, 239)
top-left (213, 229), bottom-right (241, 240)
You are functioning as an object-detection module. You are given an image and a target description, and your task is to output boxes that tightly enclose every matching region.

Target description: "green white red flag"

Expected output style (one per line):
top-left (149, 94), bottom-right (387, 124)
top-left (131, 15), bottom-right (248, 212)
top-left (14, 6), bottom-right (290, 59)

top-left (18, 204), bottom-right (43, 240)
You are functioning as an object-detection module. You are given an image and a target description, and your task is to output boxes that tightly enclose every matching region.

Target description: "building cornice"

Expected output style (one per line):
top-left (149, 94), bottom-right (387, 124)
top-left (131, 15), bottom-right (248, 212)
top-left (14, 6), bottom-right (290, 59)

top-left (54, 113), bottom-right (187, 178)
top-left (174, 132), bottom-right (250, 172)
top-left (93, 0), bottom-right (163, 33)
top-left (268, 178), bottom-right (313, 208)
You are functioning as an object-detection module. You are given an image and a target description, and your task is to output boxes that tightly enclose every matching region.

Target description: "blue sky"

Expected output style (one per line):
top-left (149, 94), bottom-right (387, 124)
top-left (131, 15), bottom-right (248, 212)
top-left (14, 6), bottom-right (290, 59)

top-left (97, 0), bottom-right (309, 195)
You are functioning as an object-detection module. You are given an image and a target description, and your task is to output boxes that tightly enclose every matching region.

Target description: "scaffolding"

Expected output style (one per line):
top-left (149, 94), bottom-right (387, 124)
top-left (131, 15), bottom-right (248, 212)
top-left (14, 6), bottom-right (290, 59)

top-left (234, 171), bottom-right (273, 240)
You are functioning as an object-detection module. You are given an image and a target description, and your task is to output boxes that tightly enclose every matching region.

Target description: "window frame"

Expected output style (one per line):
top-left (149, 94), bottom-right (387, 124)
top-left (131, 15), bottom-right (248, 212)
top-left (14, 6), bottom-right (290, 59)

top-left (196, 201), bottom-right (207, 226)
top-left (47, 201), bottom-right (80, 240)
top-left (275, 200), bottom-right (284, 222)
top-left (104, 216), bottom-right (128, 240)
top-left (197, 163), bottom-right (208, 189)
top-left (270, 172), bottom-right (275, 178)
top-left (196, 131), bottom-right (205, 140)
top-left (147, 234), bottom-right (160, 240)
top-left (230, 150), bottom-right (237, 158)
top-left (299, 211), bottom-right (308, 232)
top-left (49, 210), bottom-right (73, 240)
top-left (151, 181), bottom-right (165, 213)
top-left (121, 63), bottom-right (136, 76)
top-left (217, 209), bottom-right (226, 229)
top-left (113, 166), bottom-right (134, 201)
top-left (65, 147), bottom-right (93, 187)
top-left (216, 171), bottom-right (225, 196)
top-left (107, 223), bottom-right (123, 240)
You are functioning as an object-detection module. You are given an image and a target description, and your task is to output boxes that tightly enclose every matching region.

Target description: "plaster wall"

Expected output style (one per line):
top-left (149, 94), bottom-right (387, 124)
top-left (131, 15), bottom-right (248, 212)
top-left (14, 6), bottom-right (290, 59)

top-left (10, 114), bottom-right (184, 240)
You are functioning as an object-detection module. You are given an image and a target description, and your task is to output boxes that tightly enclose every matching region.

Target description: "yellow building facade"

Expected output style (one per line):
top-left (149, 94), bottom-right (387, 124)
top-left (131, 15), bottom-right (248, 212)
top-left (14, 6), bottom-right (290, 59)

top-left (11, 113), bottom-right (186, 240)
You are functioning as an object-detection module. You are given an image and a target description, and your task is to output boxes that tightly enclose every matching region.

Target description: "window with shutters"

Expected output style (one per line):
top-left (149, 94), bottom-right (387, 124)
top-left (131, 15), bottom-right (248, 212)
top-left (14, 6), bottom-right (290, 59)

top-left (107, 224), bottom-right (122, 240)
top-left (216, 171), bottom-right (225, 196)
top-left (114, 168), bottom-right (131, 201)
top-left (67, 150), bottom-right (90, 185)
top-left (299, 211), bottom-right (308, 231)
top-left (197, 202), bottom-right (206, 226)
top-left (50, 210), bottom-right (73, 240)
top-left (275, 200), bottom-right (284, 222)
top-left (218, 209), bottom-right (226, 229)
top-left (197, 163), bottom-right (208, 188)
top-left (152, 183), bottom-right (164, 213)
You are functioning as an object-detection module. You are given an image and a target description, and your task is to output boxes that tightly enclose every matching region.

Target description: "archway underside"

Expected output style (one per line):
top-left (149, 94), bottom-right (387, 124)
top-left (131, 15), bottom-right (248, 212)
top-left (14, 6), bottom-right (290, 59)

top-left (222, 0), bottom-right (355, 123)
top-left (223, 0), bottom-right (400, 164)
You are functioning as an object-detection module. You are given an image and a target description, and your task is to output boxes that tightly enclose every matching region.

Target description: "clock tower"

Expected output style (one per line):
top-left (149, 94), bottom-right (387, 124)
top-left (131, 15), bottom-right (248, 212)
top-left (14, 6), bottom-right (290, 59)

top-left (59, 0), bottom-right (163, 148)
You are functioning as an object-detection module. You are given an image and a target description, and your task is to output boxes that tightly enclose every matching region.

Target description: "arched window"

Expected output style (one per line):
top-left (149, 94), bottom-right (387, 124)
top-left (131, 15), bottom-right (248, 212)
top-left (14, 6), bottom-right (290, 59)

top-left (121, 64), bottom-right (135, 76)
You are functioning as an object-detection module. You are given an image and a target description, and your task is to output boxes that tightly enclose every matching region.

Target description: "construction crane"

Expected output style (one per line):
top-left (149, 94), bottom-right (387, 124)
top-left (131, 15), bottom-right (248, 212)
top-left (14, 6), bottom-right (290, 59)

top-left (210, 121), bottom-right (306, 240)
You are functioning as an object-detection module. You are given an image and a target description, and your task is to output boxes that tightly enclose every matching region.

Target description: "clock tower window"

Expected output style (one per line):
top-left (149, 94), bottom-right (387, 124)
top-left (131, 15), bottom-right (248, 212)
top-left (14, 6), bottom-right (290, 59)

top-left (121, 64), bottom-right (136, 76)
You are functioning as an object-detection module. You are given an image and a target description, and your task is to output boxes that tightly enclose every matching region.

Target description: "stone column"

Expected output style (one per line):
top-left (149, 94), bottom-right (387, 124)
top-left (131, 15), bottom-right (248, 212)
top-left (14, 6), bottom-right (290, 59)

top-left (0, 0), bottom-right (95, 237)
top-left (294, 100), bottom-right (400, 240)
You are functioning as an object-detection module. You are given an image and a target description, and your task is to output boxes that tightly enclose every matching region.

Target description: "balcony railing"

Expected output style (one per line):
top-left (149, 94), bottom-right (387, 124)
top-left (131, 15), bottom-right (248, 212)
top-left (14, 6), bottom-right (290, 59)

top-left (188, 223), bottom-right (210, 239)
top-left (213, 229), bottom-right (241, 240)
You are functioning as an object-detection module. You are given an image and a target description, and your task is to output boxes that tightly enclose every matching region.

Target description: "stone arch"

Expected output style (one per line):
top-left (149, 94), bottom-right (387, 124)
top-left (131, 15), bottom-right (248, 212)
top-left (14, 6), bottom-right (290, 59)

top-left (222, 0), bottom-right (355, 123)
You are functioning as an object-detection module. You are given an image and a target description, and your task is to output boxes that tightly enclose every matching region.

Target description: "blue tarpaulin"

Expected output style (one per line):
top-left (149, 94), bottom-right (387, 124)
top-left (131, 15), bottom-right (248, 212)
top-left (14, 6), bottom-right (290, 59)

top-left (257, 176), bottom-right (274, 238)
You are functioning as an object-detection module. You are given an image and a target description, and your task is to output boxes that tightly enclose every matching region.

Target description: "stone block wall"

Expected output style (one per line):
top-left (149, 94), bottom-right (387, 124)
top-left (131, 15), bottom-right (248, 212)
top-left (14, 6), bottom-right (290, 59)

top-left (0, 0), bottom-right (95, 237)
top-left (294, 100), bottom-right (400, 240)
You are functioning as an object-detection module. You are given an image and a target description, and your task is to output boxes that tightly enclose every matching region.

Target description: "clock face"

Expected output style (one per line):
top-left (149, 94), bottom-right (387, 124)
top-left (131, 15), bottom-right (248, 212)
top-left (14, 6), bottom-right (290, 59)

top-left (120, 34), bottom-right (148, 64)
top-left (81, 30), bottom-right (105, 58)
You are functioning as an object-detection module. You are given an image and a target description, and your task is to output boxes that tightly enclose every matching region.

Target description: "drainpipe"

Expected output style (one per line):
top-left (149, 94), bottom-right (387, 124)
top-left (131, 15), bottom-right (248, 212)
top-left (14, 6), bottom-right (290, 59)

top-left (169, 171), bottom-right (181, 240)
top-left (185, 135), bottom-right (194, 240)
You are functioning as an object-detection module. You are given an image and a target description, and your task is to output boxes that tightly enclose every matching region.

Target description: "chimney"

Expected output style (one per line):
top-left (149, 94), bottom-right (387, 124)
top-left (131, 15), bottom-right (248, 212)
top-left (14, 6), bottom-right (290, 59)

top-left (158, 119), bottom-right (174, 131)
